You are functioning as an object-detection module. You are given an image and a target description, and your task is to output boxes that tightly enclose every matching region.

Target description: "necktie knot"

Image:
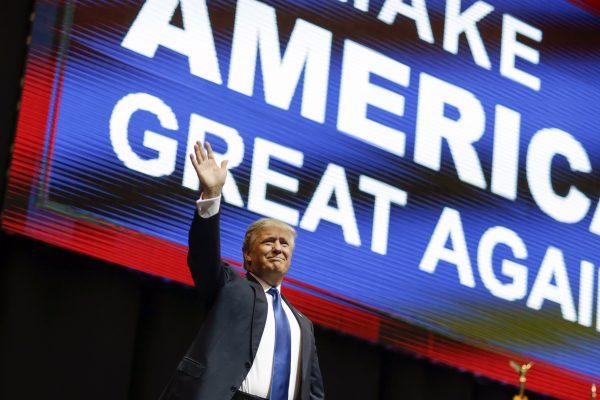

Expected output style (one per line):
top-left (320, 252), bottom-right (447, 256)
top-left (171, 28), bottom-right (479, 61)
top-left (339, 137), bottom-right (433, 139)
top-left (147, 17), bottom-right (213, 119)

top-left (267, 287), bottom-right (279, 298)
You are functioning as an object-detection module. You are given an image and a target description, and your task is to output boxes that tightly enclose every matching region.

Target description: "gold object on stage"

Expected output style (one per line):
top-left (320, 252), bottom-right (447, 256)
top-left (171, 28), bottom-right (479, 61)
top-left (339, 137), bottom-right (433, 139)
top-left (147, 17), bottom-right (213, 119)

top-left (510, 360), bottom-right (533, 400)
top-left (592, 383), bottom-right (597, 399)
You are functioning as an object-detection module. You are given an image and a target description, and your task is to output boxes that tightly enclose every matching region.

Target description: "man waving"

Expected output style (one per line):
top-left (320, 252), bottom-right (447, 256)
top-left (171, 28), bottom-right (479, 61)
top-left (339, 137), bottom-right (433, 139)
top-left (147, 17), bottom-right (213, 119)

top-left (160, 141), bottom-right (324, 400)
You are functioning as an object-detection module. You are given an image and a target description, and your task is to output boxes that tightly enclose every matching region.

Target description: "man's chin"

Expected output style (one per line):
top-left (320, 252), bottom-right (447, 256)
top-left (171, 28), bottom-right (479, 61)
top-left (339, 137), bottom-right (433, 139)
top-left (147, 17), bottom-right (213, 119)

top-left (252, 269), bottom-right (287, 286)
top-left (266, 264), bottom-right (289, 277)
top-left (266, 260), bottom-right (285, 269)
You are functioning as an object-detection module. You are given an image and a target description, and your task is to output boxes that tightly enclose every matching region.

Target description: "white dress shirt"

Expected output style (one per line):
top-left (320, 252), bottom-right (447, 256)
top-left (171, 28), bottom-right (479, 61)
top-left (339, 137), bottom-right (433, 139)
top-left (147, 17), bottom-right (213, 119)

top-left (196, 196), bottom-right (302, 400)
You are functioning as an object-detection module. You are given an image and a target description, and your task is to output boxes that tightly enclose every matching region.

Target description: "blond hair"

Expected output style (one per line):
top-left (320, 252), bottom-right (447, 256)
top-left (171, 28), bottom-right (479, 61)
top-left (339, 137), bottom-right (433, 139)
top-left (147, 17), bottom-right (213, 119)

top-left (242, 218), bottom-right (297, 269)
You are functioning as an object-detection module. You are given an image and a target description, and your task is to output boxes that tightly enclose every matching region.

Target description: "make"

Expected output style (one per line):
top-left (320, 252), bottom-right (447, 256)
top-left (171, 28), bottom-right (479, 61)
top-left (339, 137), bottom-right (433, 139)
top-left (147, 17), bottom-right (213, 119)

top-left (338, 0), bottom-right (543, 90)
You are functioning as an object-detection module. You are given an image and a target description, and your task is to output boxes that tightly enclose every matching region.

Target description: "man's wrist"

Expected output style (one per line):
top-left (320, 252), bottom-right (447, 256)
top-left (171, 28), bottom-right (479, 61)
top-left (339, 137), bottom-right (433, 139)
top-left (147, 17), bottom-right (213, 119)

top-left (196, 194), bottom-right (221, 218)
top-left (202, 189), bottom-right (222, 199)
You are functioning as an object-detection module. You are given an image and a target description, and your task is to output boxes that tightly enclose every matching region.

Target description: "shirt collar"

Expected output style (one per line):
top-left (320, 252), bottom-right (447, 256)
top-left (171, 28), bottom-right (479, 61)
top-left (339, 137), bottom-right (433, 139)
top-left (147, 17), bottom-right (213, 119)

top-left (249, 272), bottom-right (281, 293)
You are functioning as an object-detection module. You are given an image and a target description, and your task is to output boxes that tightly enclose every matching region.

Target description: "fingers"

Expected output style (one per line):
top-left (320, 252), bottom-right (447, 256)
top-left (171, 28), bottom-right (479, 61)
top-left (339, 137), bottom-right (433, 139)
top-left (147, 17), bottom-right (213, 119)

top-left (189, 153), bottom-right (199, 171)
top-left (195, 141), bottom-right (207, 162)
top-left (191, 140), bottom-right (229, 170)
top-left (205, 141), bottom-right (215, 159)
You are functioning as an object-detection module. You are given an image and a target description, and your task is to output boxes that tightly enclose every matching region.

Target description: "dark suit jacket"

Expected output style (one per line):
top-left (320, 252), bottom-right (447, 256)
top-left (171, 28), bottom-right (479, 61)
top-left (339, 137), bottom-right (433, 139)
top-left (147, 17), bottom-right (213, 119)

top-left (159, 211), bottom-right (324, 399)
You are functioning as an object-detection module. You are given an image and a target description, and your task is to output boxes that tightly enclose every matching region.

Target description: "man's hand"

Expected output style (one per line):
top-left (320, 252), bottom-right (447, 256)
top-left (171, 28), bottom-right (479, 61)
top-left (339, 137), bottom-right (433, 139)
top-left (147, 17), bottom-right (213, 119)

top-left (189, 141), bottom-right (229, 199)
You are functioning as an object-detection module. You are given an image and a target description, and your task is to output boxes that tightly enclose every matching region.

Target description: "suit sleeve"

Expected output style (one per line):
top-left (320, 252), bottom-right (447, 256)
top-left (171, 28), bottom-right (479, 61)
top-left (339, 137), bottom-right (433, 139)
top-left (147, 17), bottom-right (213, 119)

top-left (309, 324), bottom-right (325, 399)
top-left (187, 210), bottom-right (231, 304)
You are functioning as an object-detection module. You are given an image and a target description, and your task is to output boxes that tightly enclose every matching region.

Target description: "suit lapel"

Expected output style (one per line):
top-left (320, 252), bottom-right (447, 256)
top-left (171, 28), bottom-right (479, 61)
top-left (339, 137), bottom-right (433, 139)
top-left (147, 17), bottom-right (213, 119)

top-left (246, 273), bottom-right (268, 359)
top-left (282, 294), bottom-right (312, 385)
top-left (247, 275), bottom-right (313, 391)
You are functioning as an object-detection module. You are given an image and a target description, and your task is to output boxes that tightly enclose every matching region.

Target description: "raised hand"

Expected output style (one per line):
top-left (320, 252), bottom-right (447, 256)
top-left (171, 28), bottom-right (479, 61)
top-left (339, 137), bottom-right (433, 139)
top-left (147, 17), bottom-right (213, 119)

top-left (189, 141), bottom-right (229, 199)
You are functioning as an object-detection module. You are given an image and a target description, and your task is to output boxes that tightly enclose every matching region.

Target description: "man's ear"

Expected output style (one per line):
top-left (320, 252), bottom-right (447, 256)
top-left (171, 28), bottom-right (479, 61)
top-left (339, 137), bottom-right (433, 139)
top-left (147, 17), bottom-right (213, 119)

top-left (244, 251), bottom-right (252, 266)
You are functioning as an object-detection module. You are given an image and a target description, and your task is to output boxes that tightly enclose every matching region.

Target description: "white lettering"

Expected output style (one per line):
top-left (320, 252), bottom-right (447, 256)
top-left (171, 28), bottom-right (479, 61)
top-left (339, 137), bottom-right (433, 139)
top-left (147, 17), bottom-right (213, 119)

top-left (338, 0), bottom-right (370, 12)
top-left (300, 164), bottom-right (361, 246)
top-left (526, 128), bottom-right (592, 224)
top-left (121, 0), bottom-right (222, 83)
top-left (228, 0), bottom-right (332, 123)
top-left (478, 226), bottom-right (528, 301)
top-left (109, 93), bottom-right (178, 177)
top-left (414, 73), bottom-right (487, 189)
top-left (378, 0), bottom-right (434, 44)
top-left (490, 105), bottom-right (521, 200)
top-left (590, 201), bottom-right (600, 235)
top-left (358, 175), bottom-right (408, 255)
top-left (420, 207), bottom-right (476, 288)
top-left (527, 246), bottom-right (577, 322)
top-left (248, 138), bottom-right (303, 225)
top-left (500, 14), bottom-right (542, 91)
top-left (337, 40), bottom-right (410, 157)
top-left (443, 0), bottom-right (494, 69)
top-left (578, 260), bottom-right (595, 327)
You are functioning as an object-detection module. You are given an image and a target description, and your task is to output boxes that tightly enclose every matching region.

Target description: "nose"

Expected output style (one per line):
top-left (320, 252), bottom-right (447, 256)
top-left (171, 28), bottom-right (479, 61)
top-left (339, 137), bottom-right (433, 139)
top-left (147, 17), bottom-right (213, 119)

top-left (273, 240), bottom-right (282, 252)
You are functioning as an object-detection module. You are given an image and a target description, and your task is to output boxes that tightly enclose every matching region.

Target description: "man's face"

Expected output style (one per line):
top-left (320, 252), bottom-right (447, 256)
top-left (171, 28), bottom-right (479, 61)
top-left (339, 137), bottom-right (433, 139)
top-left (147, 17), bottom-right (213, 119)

top-left (244, 226), bottom-right (294, 286)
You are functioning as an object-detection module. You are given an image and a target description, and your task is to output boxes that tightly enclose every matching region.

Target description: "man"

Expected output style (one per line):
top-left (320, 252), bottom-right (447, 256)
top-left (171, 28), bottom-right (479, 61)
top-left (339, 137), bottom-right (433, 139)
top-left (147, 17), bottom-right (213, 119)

top-left (160, 141), bottom-right (324, 400)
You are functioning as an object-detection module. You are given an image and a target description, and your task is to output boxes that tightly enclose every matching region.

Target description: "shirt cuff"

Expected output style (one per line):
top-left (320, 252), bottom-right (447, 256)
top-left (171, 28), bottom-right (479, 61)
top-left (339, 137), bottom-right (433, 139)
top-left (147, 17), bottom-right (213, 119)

top-left (196, 194), bottom-right (221, 218)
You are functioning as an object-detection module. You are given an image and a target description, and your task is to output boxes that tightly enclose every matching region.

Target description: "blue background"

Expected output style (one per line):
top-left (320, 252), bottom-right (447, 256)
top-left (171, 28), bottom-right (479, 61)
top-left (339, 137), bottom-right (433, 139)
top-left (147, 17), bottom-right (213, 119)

top-left (39, 0), bottom-right (600, 378)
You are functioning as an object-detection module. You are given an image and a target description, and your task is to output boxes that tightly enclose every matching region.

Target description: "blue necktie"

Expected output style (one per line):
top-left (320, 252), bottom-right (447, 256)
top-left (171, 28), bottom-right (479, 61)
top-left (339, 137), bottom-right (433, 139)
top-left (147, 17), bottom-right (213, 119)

top-left (267, 287), bottom-right (291, 400)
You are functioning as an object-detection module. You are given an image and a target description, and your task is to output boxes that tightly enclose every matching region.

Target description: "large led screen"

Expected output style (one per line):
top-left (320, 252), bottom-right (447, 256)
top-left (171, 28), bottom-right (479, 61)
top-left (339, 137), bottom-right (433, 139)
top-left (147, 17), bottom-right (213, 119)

top-left (3, 0), bottom-right (599, 397)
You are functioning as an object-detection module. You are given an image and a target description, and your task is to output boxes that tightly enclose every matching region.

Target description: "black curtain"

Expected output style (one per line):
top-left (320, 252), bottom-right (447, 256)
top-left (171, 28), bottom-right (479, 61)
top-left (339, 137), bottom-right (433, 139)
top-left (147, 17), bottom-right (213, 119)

top-left (0, 232), bottom-right (556, 400)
